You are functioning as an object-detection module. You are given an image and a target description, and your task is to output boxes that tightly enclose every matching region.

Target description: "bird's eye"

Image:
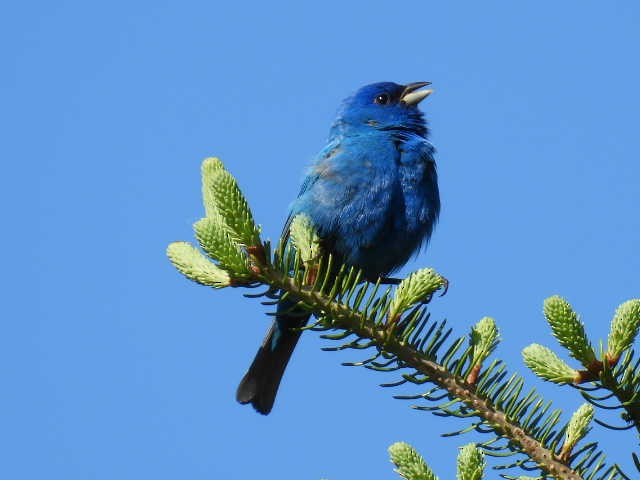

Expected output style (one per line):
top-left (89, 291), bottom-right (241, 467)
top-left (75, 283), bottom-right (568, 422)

top-left (374, 93), bottom-right (390, 105)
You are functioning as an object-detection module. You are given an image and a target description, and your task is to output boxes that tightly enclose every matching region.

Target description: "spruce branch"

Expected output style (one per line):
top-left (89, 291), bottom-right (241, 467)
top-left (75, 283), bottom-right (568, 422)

top-left (581, 349), bottom-right (640, 435)
top-left (167, 158), bottom-right (632, 480)
top-left (262, 265), bottom-right (584, 480)
top-left (531, 298), bottom-right (640, 435)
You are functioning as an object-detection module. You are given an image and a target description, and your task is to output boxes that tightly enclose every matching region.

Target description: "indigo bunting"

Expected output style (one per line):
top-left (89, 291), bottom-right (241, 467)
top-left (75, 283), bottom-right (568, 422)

top-left (236, 82), bottom-right (440, 414)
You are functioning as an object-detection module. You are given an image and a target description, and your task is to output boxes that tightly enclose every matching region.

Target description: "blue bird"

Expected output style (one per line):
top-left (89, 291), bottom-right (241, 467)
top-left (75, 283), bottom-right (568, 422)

top-left (236, 81), bottom-right (440, 414)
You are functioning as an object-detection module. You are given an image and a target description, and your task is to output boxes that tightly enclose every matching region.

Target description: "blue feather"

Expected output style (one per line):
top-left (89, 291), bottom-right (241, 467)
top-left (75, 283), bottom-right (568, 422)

top-left (237, 81), bottom-right (440, 414)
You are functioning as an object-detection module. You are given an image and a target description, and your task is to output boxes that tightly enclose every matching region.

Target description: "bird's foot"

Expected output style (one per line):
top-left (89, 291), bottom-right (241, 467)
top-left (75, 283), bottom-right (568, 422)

top-left (419, 276), bottom-right (449, 304)
top-left (439, 276), bottom-right (449, 297)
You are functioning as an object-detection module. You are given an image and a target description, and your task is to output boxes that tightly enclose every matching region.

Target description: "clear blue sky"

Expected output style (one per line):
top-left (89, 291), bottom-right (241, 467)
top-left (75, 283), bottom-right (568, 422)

top-left (3, 1), bottom-right (639, 479)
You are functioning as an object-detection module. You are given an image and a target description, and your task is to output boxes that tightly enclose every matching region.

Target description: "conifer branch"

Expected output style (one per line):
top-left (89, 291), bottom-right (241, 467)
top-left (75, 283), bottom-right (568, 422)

top-left (168, 158), bottom-right (633, 480)
top-left (584, 351), bottom-right (640, 435)
top-left (525, 296), bottom-right (640, 436)
top-left (255, 266), bottom-right (583, 480)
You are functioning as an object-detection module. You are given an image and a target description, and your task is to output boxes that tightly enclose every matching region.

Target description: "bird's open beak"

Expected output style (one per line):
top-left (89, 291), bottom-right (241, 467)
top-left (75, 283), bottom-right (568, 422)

top-left (401, 82), bottom-right (433, 106)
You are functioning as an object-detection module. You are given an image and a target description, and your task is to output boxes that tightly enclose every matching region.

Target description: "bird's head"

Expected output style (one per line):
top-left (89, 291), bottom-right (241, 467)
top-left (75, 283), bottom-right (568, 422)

top-left (331, 81), bottom-right (433, 138)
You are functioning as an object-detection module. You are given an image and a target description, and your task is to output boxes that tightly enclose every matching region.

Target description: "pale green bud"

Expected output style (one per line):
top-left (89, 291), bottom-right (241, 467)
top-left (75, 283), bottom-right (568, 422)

top-left (607, 299), bottom-right (640, 360)
top-left (200, 157), bottom-right (261, 247)
top-left (167, 242), bottom-right (231, 288)
top-left (389, 442), bottom-right (438, 480)
top-left (457, 443), bottom-right (485, 480)
top-left (564, 403), bottom-right (594, 450)
top-left (289, 214), bottom-right (322, 264)
top-left (470, 317), bottom-right (500, 367)
top-left (194, 217), bottom-right (249, 275)
top-left (522, 344), bottom-right (579, 384)
top-left (389, 269), bottom-right (446, 320)
top-left (543, 296), bottom-right (596, 366)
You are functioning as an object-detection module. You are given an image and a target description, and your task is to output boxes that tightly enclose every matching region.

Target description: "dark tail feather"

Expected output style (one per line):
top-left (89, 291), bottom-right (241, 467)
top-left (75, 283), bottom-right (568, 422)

top-left (236, 311), bottom-right (309, 415)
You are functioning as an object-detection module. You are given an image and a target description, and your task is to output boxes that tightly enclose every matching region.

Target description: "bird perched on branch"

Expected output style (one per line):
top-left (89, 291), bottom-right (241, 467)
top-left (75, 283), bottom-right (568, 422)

top-left (237, 81), bottom-right (440, 414)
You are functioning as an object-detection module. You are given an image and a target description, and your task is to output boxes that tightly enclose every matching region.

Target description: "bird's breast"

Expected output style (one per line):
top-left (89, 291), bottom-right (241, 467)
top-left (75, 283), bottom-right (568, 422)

top-left (295, 133), bottom-right (438, 279)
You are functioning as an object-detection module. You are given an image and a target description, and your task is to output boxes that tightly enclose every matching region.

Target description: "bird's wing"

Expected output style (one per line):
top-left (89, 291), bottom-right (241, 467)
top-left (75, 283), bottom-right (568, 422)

top-left (280, 140), bottom-right (342, 240)
top-left (398, 137), bottom-right (440, 230)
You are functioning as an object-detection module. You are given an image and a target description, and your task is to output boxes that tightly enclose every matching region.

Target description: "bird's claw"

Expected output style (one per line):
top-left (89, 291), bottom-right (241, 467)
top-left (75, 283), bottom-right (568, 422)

top-left (419, 276), bottom-right (448, 304)
top-left (439, 276), bottom-right (450, 297)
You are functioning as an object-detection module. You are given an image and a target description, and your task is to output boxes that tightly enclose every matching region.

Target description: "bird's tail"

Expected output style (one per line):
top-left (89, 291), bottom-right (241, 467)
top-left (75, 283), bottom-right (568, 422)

top-left (236, 304), bottom-right (309, 415)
